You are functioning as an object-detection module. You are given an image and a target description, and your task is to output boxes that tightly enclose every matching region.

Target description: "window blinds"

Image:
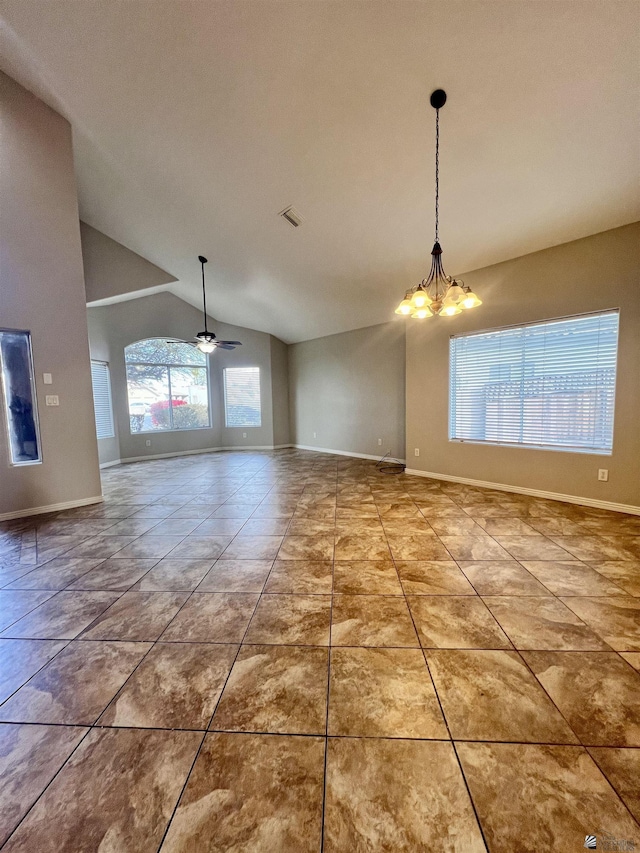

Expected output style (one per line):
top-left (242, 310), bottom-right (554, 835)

top-left (91, 361), bottom-right (115, 439)
top-left (224, 367), bottom-right (262, 427)
top-left (449, 310), bottom-right (619, 454)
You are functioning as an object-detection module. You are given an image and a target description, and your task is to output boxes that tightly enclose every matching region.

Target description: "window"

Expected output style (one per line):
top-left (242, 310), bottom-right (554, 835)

top-left (91, 361), bottom-right (115, 439)
top-left (124, 339), bottom-right (210, 433)
top-left (449, 310), bottom-right (619, 454)
top-left (0, 329), bottom-right (42, 465)
top-left (224, 367), bottom-right (261, 427)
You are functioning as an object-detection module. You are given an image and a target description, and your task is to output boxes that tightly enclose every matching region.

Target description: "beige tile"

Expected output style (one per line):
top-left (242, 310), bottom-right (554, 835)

top-left (0, 639), bottom-right (68, 703)
top-left (457, 742), bottom-right (640, 853)
top-left (386, 534), bottom-right (451, 561)
top-left (4, 559), bottom-right (103, 591)
top-left (197, 559), bottom-right (272, 592)
top-left (0, 591), bottom-right (120, 640)
top-left (560, 596), bottom-right (640, 651)
top-left (493, 535), bottom-right (575, 561)
top-left (334, 534), bottom-right (390, 561)
top-left (161, 592), bottom-right (258, 642)
top-left (459, 560), bottom-right (551, 595)
top-left (278, 535), bottom-right (335, 561)
top-left (324, 738), bottom-right (485, 853)
top-left (549, 536), bottom-right (638, 562)
top-left (212, 645), bottom-right (328, 734)
top-left (99, 642), bottom-right (237, 730)
top-left (264, 560), bottom-right (333, 593)
top-left (524, 651), bottom-right (640, 746)
top-left (473, 518), bottom-right (540, 535)
top-left (620, 652), bottom-right (640, 671)
top-left (66, 558), bottom-right (157, 590)
top-left (1, 728), bottom-right (200, 853)
top-left (587, 561), bottom-right (640, 597)
top-left (0, 640), bottom-right (150, 725)
top-left (132, 558), bottom-right (213, 591)
top-left (161, 732), bottom-right (325, 853)
top-left (245, 594), bottom-right (331, 646)
top-left (328, 647), bottom-right (447, 738)
top-left (0, 590), bottom-right (57, 631)
top-left (331, 595), bottom-right (419, 647)
top-left (0, 724), bottom-right (86, 846)
top-left (427, 649), bottom-right (578, 743)
top-left (588, 747), bottom-right (640, 822)
top-left (333, 560), bottom-right (402, 595)
top-left (113, 535), bottom-right (186, 560)
top-left (520, 560), bottom-right (629, 596)
top-left (396, 560), bottom-right (476, 595)
top-left (81, 591), bottom-right (188, 641)
top-left (483, 595), bottom-right (612, 650)
top-left (165, 535), bottom-right (232, 560)
top-left (427, 517), bottom-right (485, 536)
top-left (221, 535), bottom-right (283, 561)
top-left (438, 535), bottom-right (513, 561)
top-left (408, 595), bottom-right (511, 649)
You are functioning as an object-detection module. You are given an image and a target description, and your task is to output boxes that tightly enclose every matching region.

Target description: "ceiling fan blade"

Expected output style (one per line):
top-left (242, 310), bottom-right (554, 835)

top-left (217, 341), bottom-right (243, 346)
top-left (216, 344), bottom-right (236, 350)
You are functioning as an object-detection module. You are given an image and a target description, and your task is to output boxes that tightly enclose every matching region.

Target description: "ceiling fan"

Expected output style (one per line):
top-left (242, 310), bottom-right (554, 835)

top-left (167, 255), bottom-right (242, 353)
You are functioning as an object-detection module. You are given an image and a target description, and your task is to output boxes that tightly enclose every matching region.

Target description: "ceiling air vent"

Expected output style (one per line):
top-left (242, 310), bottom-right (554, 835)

top-left (279, 206), bottom-right (303, 228)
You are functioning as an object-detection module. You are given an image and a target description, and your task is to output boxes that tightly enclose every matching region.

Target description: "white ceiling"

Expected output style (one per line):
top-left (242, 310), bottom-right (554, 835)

top-left (1, 1), bottom-right (638, 343)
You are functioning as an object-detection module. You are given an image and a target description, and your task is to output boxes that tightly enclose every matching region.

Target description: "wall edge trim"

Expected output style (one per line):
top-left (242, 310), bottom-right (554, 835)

top-left (403, 468), bottom-right (640, 516)
top-left (293, 444), bottom-right (407, 464)
top-left (117, 444), bottom-right (294, 464)
top-left (0, 495), bottom-right (104, 522)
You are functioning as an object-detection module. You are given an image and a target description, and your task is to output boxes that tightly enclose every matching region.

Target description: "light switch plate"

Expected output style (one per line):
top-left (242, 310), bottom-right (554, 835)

top-left (45, 395), bottom-right (59, 406)
top-left (43, 373), bottom-right (53, 385)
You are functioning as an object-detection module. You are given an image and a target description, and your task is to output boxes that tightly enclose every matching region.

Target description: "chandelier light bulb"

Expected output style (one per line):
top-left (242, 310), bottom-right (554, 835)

top-left (441, 303), bottom-right (462, 316)
top-left (410, 286), bottom-right (431, 309)
top-left (460, 290), bottom-right (482, 309)
top-left (395, 293), bottom-right (414, 315)
top-left (411, 307), bottom-right (433, 319)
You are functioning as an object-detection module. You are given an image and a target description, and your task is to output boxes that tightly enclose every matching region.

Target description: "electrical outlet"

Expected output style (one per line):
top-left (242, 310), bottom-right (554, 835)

top-left (313, 431), bottom-right (317, 439)
top-left (45, 395), bottom-right (59, 406)
top-left (243, 432), bottom-right (247, 438)
top-left (414, 448), bottom-right (420, 457)
top-left (598, 469), bottom-right (609, 482)
top-left (43, 373), bottom-right (53, 385)
top-left (378, 438), bottom-right (382, 446)
top-left (145, 440), bottom-right (151, 447)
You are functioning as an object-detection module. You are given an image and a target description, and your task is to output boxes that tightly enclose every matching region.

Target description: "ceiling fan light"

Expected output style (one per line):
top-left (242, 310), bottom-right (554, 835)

top-left (197, 341), bottom-right (216, 353)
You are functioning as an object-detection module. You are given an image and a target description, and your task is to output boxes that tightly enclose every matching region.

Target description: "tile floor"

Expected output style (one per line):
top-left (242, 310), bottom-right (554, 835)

top-left (0, 448), bottom-right (638, 852)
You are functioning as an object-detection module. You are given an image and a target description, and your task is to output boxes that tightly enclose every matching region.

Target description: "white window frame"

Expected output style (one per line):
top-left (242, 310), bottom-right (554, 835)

top-left (90, 360), bottom-right (115, 440)
top-left (449, 310), bottom-right (619, 455)
top-left (223, 366), bottom-right (262, 428)
top-left (124, 339), bottom-right (212, 435)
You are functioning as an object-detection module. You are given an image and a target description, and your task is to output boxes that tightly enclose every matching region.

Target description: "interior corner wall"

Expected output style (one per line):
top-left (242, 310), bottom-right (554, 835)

top-left (87, 291), bottom-right (289, 462)
top-left (0, 71), bottom-right (102, 516)
top-left (406, 222), bottom-right (640, 508)
top-left (270, 336), bottom-right (290, 446)
top-left (288, 322), bottom-right (406, 460)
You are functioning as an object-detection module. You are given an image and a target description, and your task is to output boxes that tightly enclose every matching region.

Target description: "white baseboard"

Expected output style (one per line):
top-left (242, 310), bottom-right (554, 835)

top-left (117, 445), bottom-right (294, 465)
top-left (99, 459), bottom-right (122, 469)
top-left (404, 468), bottom-right (640, 516)
top-left (293, 444), bottom-right (407, 464)
top-left (0, 495), bottom-right (104, 522)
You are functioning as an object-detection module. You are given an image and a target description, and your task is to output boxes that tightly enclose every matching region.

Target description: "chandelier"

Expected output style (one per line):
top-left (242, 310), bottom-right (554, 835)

top-left (395, 89), bottom-right (482, 318)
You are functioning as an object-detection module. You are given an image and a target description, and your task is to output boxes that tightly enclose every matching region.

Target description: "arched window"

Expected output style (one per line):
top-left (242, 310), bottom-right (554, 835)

top-left (124, 339), bottom-right (210, 433)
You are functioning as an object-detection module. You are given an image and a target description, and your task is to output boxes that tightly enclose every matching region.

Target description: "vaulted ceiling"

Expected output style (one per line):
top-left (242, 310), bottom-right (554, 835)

top-left (1, 1), bottom-right (638, 342)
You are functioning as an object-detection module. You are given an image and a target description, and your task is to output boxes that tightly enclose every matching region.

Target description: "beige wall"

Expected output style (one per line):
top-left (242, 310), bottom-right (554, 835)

top-left (406, 223), bottom-right (640, 507)
top-left (87, 291), bottom-right (289, 462)
top-left (270, 336), bottom-right (290, 447)
top-left (81, 221), bottom-right (176, 304)
top-left (288, 323), bottom-right (406, 460)
top-left (0, 72), bottom-right (101, 516)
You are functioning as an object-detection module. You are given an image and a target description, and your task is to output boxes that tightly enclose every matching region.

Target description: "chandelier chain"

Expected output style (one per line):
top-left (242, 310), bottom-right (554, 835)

top-left (434, 107), bottom-right (439, 243)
